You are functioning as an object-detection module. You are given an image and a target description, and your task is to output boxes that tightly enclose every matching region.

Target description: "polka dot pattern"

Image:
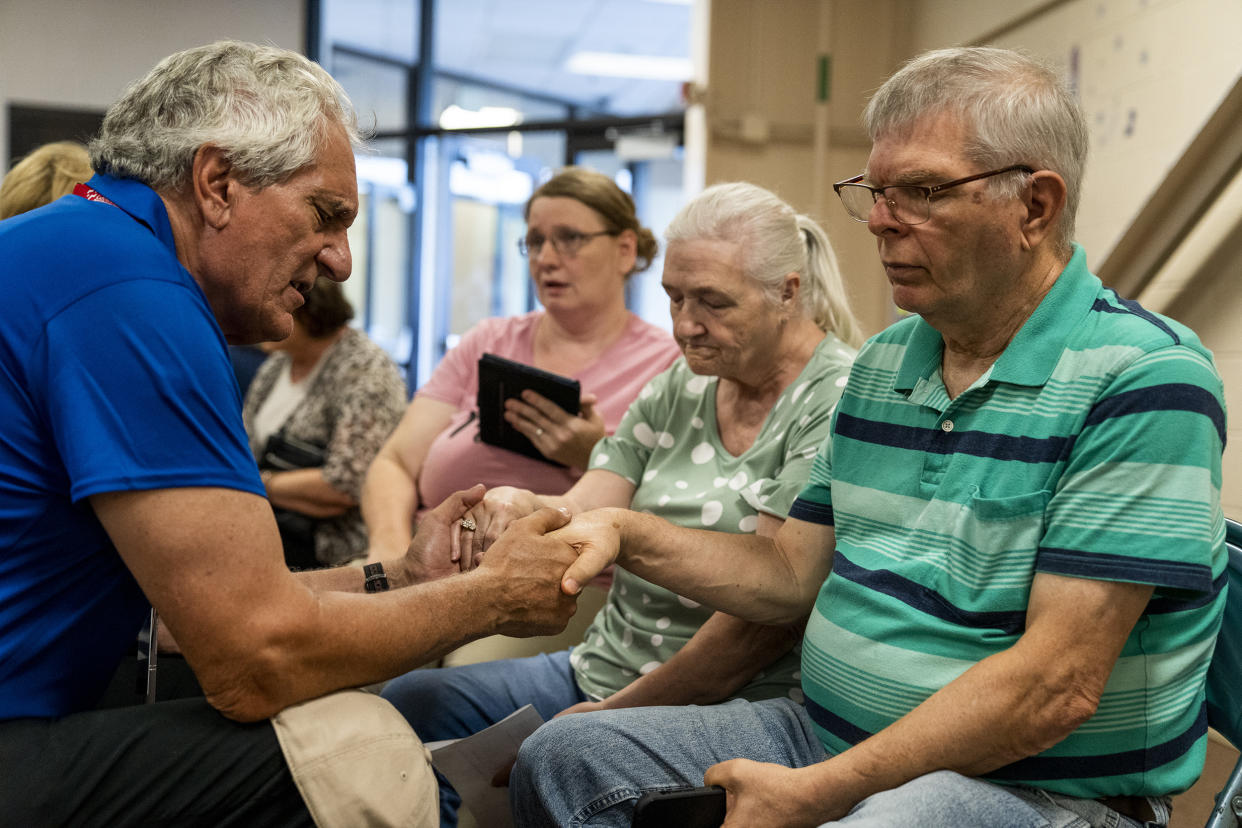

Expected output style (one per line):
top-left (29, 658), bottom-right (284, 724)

top-left (691, 443), bottom-right (716, 464)
top-left (571, 335), bottom-right (855, 703)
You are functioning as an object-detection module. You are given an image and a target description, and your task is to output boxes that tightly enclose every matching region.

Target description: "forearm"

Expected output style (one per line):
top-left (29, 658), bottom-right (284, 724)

top-left (600, 612), bottom-right (802, 708)
top-left (94, 485), bottom-right (573, 724)
top-left (792, 645), bottom-right (1100, 821)
top-left (293, 549), bottom-right (434, 593)
top-left (360, 454), bottom-right (420, 560)
top-left (263, 468), bottom-right (354, 516)
top-left (196, 569), bottom-right (509, 720)
top-left (617, 511), bottom-right (821, 623)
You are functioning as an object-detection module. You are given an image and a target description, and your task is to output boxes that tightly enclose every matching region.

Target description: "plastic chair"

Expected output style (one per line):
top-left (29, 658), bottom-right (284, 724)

top-left (1205, 518), bottom-right (1242, 827)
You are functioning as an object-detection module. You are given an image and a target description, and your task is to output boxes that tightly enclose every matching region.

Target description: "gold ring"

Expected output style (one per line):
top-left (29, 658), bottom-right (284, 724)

top-left (460, 517), bottom-right (476, 531)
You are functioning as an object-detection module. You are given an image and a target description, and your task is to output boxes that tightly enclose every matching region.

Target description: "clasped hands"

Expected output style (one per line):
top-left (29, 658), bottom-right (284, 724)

top-left (403, 484), bottom-right (621, 597)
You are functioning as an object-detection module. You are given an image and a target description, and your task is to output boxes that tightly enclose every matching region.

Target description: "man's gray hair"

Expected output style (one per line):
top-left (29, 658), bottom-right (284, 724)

top-left (90, 40), bottom-right (363, 192)
top-left (863, 46), bottom-right (1088, 252)
top-left (665, 182), bottom-right (862, 347)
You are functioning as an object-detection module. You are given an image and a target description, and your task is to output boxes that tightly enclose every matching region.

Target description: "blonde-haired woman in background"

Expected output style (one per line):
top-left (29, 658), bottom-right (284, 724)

top-left (0, 141), bottom-right (94, 220)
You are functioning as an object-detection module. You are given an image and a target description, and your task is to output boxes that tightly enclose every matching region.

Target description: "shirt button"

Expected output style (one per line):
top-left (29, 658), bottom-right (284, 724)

top-left (940, 420), bottom-right (954, 432)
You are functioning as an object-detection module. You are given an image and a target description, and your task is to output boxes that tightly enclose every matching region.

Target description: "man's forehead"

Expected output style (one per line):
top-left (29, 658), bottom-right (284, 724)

top-left (865, 115), bottom-right (971, 181)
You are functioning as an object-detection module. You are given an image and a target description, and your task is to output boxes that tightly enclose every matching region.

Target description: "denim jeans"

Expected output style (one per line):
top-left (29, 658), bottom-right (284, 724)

top-left (509, 697), bottom-right (1167, 828)
top-left (380, 648), bottom-right (587, 827)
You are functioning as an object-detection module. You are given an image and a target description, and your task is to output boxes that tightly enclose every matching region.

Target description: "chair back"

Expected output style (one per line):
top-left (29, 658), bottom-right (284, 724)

top-left (1207, 519), bottom-right (1242, 746)
top-left (1204, 518), bottom-right (1242, 827)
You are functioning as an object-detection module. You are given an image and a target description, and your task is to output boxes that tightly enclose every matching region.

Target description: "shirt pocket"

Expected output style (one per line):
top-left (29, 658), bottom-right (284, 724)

top-left (933, 488), bottom-right (1051, 623)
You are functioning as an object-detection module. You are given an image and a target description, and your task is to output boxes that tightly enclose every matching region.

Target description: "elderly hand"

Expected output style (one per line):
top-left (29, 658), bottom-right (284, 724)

top-left (704, 759), bottom-right (836, 828)
top-left (402, 484), bottom-right (485, 583)
top-left (461, 485), bottom-right (545, 569)
top-left (547, 507), bottom-right (628, 595)
top-left (475, 507), bottom-right (581, 637)
top-left (505, 390), bottom-right (605, 470)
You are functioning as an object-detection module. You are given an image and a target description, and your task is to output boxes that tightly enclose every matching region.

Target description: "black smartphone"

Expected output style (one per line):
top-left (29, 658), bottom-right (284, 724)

top-left (631, 785), bottom-right (726, 828)
top-left (476, 353), bottom-right (580, 465)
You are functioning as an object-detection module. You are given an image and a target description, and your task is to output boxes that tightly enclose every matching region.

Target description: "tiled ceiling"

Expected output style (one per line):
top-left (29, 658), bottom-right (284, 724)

top-left (323, 0), bottom-right (692, 116)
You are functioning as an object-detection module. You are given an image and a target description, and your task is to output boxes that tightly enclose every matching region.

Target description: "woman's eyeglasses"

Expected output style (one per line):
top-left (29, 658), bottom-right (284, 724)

top-left (518, 228), bottom-right (615, 258)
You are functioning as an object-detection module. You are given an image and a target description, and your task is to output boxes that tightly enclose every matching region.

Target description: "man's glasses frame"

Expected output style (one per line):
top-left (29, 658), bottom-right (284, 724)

top-left (518, 228), bottom-right (616, 258)
top-left (832, 164), bottom-right (1035, 225)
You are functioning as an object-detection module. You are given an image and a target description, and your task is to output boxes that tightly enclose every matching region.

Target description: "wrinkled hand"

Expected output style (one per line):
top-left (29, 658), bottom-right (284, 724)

top-left (403, 484), bottom-right (485, 583)
top-left (505, 390), bottom-right (605, 470)
top-left (476, 506), bottom-right (581, 637)
top-left (704, 759), bottom-right (835, 828)
top-left (547, 507), bottom-right (627, 595)
top-left (465, 485), bottom-right (545, 568)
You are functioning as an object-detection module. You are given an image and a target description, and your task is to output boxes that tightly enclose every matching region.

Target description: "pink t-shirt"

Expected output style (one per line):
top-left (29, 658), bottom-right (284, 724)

top-left (414, 311), bottom-right (680, 517)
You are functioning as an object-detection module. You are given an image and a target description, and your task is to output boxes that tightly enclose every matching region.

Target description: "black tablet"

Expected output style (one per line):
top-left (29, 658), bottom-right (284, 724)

top-left (477, 353), bottom-right (580, 465)
top-left (631, 786), bottom-right (726, 828)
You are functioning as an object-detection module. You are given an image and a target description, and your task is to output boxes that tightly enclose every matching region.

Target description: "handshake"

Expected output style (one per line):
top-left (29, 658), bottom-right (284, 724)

top-left (398, 484), bottom-right (625, 638)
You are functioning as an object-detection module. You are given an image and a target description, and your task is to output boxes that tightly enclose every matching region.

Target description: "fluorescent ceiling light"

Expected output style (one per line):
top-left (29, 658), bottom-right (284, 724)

top-left (565, 51), bottom-right (692, 81)
top-left (438, 104), bottom-right (522, 130)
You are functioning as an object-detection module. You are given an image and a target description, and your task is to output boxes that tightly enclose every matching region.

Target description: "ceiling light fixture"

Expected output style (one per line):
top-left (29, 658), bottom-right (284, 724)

top-left (438, 104), bottom-right (522, 130)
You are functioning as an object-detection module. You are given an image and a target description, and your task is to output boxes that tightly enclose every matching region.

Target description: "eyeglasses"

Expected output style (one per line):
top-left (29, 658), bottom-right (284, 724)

top-left (833, 165), bottom-right (1035, 225)
top-left (518, 228), bottom-right (615, 258)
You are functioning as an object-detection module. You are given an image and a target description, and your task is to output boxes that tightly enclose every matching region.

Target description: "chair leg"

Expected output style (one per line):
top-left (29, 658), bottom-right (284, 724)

top-left (1205, 755), bottom-right (1242, 828)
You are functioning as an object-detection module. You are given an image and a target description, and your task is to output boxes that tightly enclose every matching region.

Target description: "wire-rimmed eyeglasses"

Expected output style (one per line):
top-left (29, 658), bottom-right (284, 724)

top-left (833, 165), bottom-right (1035, 225)
top-left (518, 228), bottom-right (616, 258)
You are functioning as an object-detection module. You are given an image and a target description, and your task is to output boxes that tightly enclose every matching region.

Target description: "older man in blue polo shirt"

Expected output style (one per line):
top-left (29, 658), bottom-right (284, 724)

top-left (0, 41), bottom-right (582, 827)
top-left (511, 47), bottom-right (1227, 828)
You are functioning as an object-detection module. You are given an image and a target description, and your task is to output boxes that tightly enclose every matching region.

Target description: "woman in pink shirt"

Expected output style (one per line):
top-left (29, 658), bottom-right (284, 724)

top-left (361, 167), bottom-right (680, 561)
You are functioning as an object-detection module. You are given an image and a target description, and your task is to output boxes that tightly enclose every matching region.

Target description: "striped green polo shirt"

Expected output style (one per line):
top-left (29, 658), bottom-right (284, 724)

top-left (789, 245), bottom-right (1227, 799)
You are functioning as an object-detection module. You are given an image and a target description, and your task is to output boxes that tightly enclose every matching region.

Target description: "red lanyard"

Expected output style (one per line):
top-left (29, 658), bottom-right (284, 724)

top-left (72, 182), bottom-right (119, 208)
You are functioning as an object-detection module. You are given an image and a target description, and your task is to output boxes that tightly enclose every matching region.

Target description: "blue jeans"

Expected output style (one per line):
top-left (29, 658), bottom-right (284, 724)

top-left (509, 697), bottom-right (1167, 828)
top-left (380, 649), bottom-right (587, 827)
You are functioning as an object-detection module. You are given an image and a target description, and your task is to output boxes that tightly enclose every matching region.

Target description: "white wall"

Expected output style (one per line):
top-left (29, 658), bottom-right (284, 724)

top-left (0, 0), bottom-right (305, 171)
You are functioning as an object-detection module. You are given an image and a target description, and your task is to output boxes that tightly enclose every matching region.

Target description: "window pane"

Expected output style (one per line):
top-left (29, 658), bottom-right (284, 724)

top-left (320, 0), bottom-right (419, 65)
top-left (331, 50), bottom-right (408, 134)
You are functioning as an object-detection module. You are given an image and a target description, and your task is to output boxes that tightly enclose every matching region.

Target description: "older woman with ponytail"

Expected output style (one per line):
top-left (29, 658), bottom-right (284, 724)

top-left (380, 181), bottom-right (862, 827)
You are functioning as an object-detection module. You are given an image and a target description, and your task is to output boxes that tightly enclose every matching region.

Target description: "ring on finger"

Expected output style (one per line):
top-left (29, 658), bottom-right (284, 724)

top-left (535, 427), bottom-right (544, 436)
top-left (460, 516), bottom-right (477, 531)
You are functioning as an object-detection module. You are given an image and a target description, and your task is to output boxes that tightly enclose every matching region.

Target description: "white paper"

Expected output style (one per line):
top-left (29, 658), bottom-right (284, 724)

top-left (426, 704), bottom-right (545, 828)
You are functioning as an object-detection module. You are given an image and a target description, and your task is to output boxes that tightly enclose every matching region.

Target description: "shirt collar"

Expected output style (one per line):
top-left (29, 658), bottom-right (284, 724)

top-left (85, 173), bottom-right (179, 257)
top-left (893, 244), bottom-right (1099, 392)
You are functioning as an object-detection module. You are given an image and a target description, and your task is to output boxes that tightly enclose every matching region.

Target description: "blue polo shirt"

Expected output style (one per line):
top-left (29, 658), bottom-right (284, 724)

top-left (0, 175), bottom-right (264, 719)
top-left (791, 246), bottom-right (1227, 798)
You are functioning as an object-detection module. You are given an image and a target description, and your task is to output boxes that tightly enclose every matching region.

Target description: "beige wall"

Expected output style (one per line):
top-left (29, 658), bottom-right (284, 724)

top-left (704, 0), bottom-right (915, 339)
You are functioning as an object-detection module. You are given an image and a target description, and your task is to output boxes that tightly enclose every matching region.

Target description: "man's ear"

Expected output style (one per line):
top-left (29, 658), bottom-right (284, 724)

top-left (190, 144), bottom-right (237, 230)
top-left (1019, 170), bottom-right (1067, 250)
